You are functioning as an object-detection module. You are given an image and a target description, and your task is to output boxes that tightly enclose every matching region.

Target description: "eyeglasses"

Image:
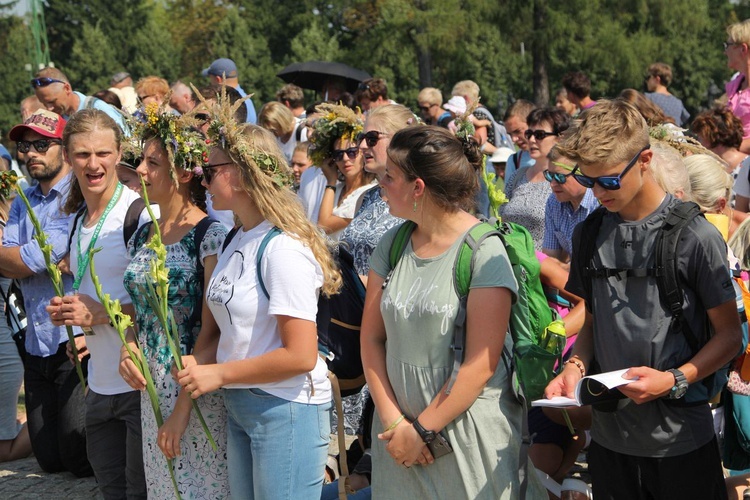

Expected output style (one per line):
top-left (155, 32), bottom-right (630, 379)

top-left (194, 113), bottom-right (210, 123)
top-left (418, 104), bottom-right (435, 112)
top-left (356, 130), bottom-right (389, 148)
top-left (524, 129), bottom-right (558, 141)
top-left (357, 82), bottom-right (370, 92)
top-left (543, 169), bottom-right (575, 184)
top-left (17, 139), bottom-right (62, 153)
top-left (724, 41), bottom-right (743, 50)
top-left (203, 161), bottom-right (233, 184)
top-left (572, 145), bottom-right (649, 190)
top-left (332, 147), bottom-right (360, 162)
top-left (30, 77), bottom-right (65, 88)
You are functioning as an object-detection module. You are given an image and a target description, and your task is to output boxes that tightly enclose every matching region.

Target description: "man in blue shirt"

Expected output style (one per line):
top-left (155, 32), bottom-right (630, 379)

top-left (6, 110), bottom-right (91, 476)
top-left (202, 58), bottom-right (258, 124)
top-left (32, 67), bottom-right (126, 132)
top-left (542, 148), bottom-right (599, 263)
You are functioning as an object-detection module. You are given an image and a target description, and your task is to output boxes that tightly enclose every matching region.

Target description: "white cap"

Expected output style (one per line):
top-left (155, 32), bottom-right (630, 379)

top-left (443, 96), bottom-right (466, 115)
top-left (490, 147), bottom-right (515, 163)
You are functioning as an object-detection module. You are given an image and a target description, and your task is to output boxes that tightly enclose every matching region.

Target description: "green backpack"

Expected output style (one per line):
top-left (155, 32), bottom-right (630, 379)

top-left (387, 219), bottom-right (561, 403)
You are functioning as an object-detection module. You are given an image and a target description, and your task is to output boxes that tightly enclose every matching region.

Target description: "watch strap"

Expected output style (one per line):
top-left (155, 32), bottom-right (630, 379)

top-left (412, 418), bottom-right (436, 444)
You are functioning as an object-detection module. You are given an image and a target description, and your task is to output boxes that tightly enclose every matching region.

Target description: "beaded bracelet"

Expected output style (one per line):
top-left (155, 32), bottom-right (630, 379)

top-left (385, 414), bottom-right (405, 432)
top-left (566, 358), bottom-right (586, 377)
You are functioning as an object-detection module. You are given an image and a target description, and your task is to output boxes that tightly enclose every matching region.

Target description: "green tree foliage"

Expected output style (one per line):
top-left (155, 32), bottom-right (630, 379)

top-left (288, 18), bottom-right (343, 63)
top-left (65, 22), bottom-right (119, 94)
top-left (129, 8), bottom-right (181, 84)
top-left (0, 12), bottom-right (30, 139)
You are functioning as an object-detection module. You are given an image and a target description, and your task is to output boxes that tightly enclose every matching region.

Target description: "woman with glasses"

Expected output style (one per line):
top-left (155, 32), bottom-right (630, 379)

top-left (119, 105), bottom-right (229, 498)
top-left (500, 108), bottom-right (571, 250)
top-left (175, 103), bottom-right (341, 500)
top-left (309, 103), bottom-right (377, 239)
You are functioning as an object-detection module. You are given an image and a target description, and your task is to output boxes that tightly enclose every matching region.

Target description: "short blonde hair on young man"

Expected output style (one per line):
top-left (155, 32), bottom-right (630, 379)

top-left (727, 19), bottom-right (750, 46)
top-left (555, 99), bottom-right (649, 169)
top-left (451, 80), bottom-right (480, 103)
top-left (417, 87), bottom-right (442, 106)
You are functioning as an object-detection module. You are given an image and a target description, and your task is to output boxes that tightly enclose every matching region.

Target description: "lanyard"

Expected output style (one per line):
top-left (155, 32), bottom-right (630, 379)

top-left (73, 183), bottom-right (123, 291)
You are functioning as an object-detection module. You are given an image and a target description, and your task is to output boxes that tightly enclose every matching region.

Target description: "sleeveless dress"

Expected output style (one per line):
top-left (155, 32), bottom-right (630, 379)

top-left (123, 221), bottom-right (229, 499)
top-left (369, 226), bottom-right (547, 499)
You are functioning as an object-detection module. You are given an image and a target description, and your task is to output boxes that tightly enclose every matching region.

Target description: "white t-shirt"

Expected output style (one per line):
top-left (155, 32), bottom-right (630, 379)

top-left (71, 188), bottom-right (149, 395)
top-left (208, 220), bottom-right (331, 404)
top-left (298, 167), bottom-right (327, 223)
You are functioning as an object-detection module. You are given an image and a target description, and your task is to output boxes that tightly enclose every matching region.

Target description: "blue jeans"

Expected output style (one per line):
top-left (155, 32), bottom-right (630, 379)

top-left (223, 388), bottom-right (331, 499)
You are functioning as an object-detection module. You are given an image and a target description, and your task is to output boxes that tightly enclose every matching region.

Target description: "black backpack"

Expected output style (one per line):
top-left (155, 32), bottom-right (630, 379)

top-left (222, 226), bottom-right (367, 396)
top-left (573, 201), bottom-right (736, 404)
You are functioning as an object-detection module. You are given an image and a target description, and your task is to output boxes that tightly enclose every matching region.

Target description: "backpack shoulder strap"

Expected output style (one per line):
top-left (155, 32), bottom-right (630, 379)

top-left (255, 227), bottom-right (283, 299)
top-left (573, 206), bottom-right (608, 302)
top-left (222, 225), bottom-right (241, 252)
top-left (382, 221), bottom-right (417, 290)
top-left (193, 216), bottom-right (217, 279)
top-left (83, 96), bottom-right (100, 110)
top-left (123, 198), bottom-right (147, 246)
top-left (66, 207), bottom-right (87, 253)
top-left (654, 201), bottom-right (703, 351)
top-left (445, 221), bottom-right (502, 395)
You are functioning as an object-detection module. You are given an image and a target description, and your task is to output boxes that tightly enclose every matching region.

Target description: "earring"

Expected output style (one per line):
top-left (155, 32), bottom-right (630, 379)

top-left (412, 199), bottom-right (417, 212)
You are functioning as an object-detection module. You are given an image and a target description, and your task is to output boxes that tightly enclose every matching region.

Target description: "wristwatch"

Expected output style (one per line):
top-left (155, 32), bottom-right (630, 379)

top-left (412, 419), bottom-right (437, 444)
top-left (666, 368), bottom-right (688, 399)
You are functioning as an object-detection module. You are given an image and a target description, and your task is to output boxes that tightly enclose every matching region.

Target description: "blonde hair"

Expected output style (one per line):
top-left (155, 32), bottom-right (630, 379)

top-left (451, 80), bottom-right (480, 102)
top-left (727, 19), bottom-right (750, 46)
top-left (417, 87), bottom-right (442, 106)
top-left (730, 217), bottom-right (750, 270)
top-left (556, 99), bottom-right (649, 169)
top-left (365, 104), bottom-right (418, 135)
top-left (258, 101), bottom-right (295, 137)
top-left (225, 124), bottom-right (342, 296)
top-left (683, 154), bottom-right (733, 213)
top-left (135, 76), bottom-right (169, 99)
top-left (649, 142), bottom-right (691, 200)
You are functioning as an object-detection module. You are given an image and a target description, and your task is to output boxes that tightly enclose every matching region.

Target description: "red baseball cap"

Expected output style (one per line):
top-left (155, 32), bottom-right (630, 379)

top-left (9, 109), bottom-right (66, 141)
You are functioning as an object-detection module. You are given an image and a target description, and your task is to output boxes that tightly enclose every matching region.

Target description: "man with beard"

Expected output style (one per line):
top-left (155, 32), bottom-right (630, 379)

top-left (5, 109), bottom-right (91, 477)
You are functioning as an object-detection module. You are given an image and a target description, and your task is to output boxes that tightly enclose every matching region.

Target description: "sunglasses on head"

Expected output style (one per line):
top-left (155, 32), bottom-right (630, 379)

top-left (543, 169), bottom-right (575, 184)
top-left (17, 139), bottom-right (61, 153)
top-left (356, 130), bottom-right (388, 148)
top-left (572, 145), bottom-right (650, 190)
top-left (332, 147), bottom-right (360, 162)
top-left (30, 77), bottom-right (65, 88)
top-left (524, 129), bottom-right (558, 141)
top-left (203, 161), bottom-right (233, 184)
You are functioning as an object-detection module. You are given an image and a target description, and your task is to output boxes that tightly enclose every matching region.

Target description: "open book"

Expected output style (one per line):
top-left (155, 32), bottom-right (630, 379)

top-left (531, 369), bottom-right (637, 408)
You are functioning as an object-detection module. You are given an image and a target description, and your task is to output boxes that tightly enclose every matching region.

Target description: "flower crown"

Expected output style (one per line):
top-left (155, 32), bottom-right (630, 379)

top-left (129, 102), bottom-right (208, 180)
top-left (307, 103), bottom-right (363, 166)
top-left (199, 85), bottom-right (293, 188)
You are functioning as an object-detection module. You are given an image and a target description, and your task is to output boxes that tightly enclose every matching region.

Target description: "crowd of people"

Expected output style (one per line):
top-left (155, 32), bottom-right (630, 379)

top-left (6, 16), bottom-right (750, 500)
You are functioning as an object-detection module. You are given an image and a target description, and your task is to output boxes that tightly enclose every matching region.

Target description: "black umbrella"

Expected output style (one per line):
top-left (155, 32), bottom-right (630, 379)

top-left (277, 61), bottom-right (371, 94)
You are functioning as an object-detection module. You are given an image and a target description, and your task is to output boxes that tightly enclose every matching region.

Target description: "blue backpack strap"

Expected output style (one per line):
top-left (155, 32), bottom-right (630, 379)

top-left (255, 227), bottom-right (283, 299)
top-left (445, 222), bottom-right (501, 395)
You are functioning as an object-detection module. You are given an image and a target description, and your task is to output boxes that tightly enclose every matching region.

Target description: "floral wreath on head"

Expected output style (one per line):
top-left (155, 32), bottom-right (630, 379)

top-left (307, 103), bottom-right (363, 166)
top-left (196, 84), bottom-right (294, 188)
top-left (127, 100), bottom-right (209, 182)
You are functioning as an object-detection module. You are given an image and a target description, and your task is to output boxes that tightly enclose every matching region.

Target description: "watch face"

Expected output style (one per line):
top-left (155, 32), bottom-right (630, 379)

top-left (672, 384), bottom-right (688, 399)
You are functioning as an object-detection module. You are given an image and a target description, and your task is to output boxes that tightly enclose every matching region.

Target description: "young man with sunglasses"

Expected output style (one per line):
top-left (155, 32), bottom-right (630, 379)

top-left (5, 110), bottom-right (92, 477)
top-left (32, 67), bottom-right (126, 132)
top-left (545, 100), bottom-right (741, 499)
top-left (541, 147), bottom-right (598, 263)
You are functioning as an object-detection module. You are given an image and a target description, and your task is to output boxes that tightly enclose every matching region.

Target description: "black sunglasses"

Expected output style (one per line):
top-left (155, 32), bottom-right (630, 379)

top-left (524, 129), bottom-right (558, 141)
top-left (17, 139), bottom-right (61, 153)
top-left (332, 147), bottom-right (360, 162)
top-left (572, 145), bottom-right (649, 191)
top-left (418, 104), bottom-right (435, 112)
top-left (356, 131), bottom-right (389, 148)
top-left (30, 77), bottom-right (65, 88)
top-left (543, 169), bottom-right (575, 184)
top-left (194, 113), bottom-right (210, 123)
top-left (203, 161), bottom-right (233, 184)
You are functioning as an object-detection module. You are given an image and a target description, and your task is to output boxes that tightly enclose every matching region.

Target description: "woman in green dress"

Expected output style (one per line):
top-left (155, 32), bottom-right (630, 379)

top-left (361, 126), bottom-right (546, 499)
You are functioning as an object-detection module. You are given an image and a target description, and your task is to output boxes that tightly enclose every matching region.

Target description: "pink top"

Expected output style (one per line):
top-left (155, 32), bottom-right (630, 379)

top-left (727, 74), bottom-right (750, 139)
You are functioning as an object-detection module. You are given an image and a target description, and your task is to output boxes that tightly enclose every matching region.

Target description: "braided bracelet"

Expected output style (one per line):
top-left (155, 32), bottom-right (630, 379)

top-left (385, 414), bottom-right (405, 432)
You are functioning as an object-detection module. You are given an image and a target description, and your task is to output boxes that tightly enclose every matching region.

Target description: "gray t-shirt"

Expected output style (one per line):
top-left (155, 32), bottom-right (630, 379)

top-left (567, 195), bottom-right (735, 457)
